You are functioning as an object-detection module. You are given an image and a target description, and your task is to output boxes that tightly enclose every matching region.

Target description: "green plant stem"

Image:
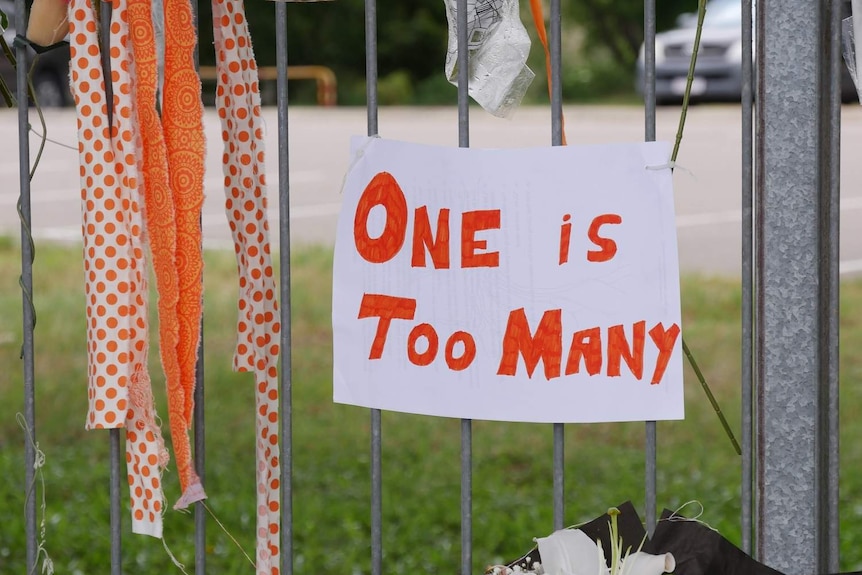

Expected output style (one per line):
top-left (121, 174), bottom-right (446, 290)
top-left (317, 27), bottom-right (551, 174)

top-left (671, 0), bottom-right (708, 163)
top-left (0, 35), bottom-right (16, 106)
top-left (683, 339), bottom-right (742, 455)
top-left (668, 0), bottom-right (740, 455)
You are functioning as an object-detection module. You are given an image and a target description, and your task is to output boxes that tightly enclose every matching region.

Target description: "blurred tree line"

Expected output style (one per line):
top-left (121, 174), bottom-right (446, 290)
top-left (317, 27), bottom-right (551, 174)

top-left (197, 0), bottom-right (694, 104)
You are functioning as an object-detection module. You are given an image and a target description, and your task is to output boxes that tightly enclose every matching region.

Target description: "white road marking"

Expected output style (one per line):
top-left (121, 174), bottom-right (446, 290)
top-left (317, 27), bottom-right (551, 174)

top-left (676, 210), bottom-right (741, 228)
top-left (839, 259), bottom-right (862, 275)
top-left (0, 170), bottom-right (325, 205)
top-left (202, 202), bottom-right (343, 227)
top-left (676, 196), bottom-right (862, 228)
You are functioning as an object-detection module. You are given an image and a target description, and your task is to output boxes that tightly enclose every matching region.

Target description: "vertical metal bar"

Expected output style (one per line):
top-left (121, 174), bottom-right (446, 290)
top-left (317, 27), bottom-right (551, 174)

top-left (740, 0), bottom-right (754, 556)
top-left (644, 423), bottom-right (656, 534)
top-left (98, 3), bottom-right (122, 573)
top-left (643, 0), bottom-right (657, 536)
top-left (275, 4), bottom-right (294, 575)
top-left (194, 332), bottom-right (206, 574)
top-left (461, 419), bottom-right (472, 575)
top-left (552, 424), bottom-right (564, 531)
top-left (371, 410), bottom-right (382, 575)
top-left (364, 3), bottom-right (382, 575)
top-left (15, 0), bottom-right (36, 568)
top-left (550, 0), bottom-right (563, 147)
top-left (189, 0), bottom-right (206, 569)
top-left (643, 0), bottom-right (656, 141)
top-left (456, 0), bottom-right (468, 146)
top-left (549, 0), bottom-right (565, 533)
top-left (754, 0), bottom-right (831, 570)
top-left (753, 0), bottom-right (764, 556)
top-left (366, 0), bottom-right (378, 137)
top-left (819, 0), bottom-right (841, 569)
top-left (100, 1), bottom-right (114, 128)
top-left (110, 429), bottom-right (123, 574)
top-left (455, 1), bottom-right (471, 573)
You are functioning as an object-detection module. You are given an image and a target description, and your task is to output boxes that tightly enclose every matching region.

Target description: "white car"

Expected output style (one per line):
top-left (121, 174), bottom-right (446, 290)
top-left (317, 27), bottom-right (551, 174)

top-left (635, 0), bottom-right (858, 104)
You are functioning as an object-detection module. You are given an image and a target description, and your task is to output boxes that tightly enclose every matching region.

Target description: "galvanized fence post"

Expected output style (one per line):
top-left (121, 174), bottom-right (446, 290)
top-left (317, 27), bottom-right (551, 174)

top-left (822, 0), bottom-right (842, 568)
top-left (754, 0), bottom-right (840, 571)
top-left (740, 0), bottom-right (754, 556)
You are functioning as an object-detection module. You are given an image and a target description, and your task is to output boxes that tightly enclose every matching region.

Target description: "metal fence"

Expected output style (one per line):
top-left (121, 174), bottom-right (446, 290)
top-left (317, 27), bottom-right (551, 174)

top-left (16, 0), bottom-right (844, 573)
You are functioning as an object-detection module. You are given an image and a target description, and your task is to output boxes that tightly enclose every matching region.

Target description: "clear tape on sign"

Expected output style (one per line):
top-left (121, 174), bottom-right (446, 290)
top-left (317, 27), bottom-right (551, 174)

top-left (443, 0), bottom-right (535, 118)
top-left (645, 161), bottom-right (695, 179)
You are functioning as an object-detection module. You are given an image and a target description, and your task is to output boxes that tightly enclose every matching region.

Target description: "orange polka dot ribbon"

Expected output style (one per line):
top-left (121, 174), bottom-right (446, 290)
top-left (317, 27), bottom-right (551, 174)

top-left (70, 0), bottom-right (169, 537)
top-left (212, 0), bottom-right (281, 570)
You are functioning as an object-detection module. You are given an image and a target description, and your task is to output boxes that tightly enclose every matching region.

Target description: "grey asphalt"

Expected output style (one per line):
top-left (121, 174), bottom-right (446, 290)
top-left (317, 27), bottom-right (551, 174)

top-left (2, 104), bottom-right (861, 276)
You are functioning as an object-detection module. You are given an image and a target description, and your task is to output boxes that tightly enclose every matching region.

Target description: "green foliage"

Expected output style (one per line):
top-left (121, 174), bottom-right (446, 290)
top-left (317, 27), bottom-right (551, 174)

top-left (195, 0), bottom-right (693, 105)
top-left (3, 241), bottom-right (862, 573)
top-left (378, 69), bottom-right (414, 104)
top-left (0, 6), bottom-right (15, 107)
top-left (198, 0), bottom-right (449, 105)
top-left (564, 0), bottom-right (694, 68)
top-left (561, 56), bottom-right (638, 101)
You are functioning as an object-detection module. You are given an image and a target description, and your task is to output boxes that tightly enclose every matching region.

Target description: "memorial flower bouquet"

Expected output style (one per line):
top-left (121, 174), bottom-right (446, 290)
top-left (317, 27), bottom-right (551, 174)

top-left (483, 502), bottom-right (819, 575)
top-left (486, 507), bottom-right (675, 575)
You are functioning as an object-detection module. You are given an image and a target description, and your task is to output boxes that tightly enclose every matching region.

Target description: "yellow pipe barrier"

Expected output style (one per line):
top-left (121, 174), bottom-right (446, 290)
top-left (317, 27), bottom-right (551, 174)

top-left (198, 65), bottom-right (337, 106)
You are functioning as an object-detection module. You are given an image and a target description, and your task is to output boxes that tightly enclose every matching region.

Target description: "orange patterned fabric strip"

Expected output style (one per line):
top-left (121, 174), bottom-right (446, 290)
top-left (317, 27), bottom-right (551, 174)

top-left (71, 0), bottom-right (168, 538)
top-left (162, 0), bottom-right (208, 510)
top-left (213, 0), bottom-right (281, 570)
top-left (126, 0), bottom-right (205, 513)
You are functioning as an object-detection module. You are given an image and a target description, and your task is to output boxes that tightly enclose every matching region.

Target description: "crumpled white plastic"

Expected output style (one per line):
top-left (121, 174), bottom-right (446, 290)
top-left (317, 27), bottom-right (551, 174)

top-left (442, 0), bottom-right (535, 118)
top-left (842, 0), bottom-right (862, 103)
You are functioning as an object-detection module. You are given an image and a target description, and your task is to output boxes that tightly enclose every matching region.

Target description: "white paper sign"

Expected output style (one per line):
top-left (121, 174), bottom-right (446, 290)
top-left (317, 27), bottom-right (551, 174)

top-left (332, 138), bottom-right (683, 423)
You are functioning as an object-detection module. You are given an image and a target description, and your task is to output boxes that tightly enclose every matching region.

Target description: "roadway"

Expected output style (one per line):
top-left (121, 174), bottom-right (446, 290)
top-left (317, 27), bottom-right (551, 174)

top-left (1, 104), bottom-right (861, 276)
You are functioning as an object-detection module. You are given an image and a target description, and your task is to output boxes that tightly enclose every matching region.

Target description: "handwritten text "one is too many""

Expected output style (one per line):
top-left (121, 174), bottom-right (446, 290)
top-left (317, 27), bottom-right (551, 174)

top-left (350, 171), bottom-right (680, 384)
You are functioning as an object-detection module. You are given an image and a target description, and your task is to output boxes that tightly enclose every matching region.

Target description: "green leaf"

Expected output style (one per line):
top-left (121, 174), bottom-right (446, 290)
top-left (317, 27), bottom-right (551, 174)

top-left (0, 34), bottom-right (15, 69)
top-left (0, 74), bottom-right (15, 107)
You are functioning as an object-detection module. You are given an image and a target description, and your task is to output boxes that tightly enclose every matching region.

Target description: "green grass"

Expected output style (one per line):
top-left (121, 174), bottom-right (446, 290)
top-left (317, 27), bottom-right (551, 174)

top-left (1, 239), bottom-right (861, 573)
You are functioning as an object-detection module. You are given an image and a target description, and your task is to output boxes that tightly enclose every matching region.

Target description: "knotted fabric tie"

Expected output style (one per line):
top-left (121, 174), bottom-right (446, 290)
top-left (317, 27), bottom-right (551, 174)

top-left (212, 0), bottom-right (281, 571)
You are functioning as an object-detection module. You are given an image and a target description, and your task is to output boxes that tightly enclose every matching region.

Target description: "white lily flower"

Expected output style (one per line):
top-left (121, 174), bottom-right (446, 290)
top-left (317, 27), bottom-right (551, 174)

top-left (619, 552), bottom-right (676, 575)
top-left (536, 529), bottom-right (609, 575)
top-left (534, 508), bottom-right (675, 575)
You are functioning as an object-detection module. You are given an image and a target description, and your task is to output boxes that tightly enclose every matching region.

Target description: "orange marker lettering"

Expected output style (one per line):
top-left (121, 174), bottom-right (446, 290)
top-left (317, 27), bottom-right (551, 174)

top-left (497, 308), bottom-right (562, 380)
top-left (461, 209), bottom-right (501, 268)
top-left (564, 326), bottom-right (602, 376)
top-left (445, 331), bottom-right (477, 371)
top-left (587, 214), bottom-right (622, 262)
top-left (648, 322), bottom-right (680, 384)
top-left (407, 323), bottom-right (438, 366)
top-left (412, 206), bottom-right (450, 269)
top-left (607, 321), bottom-right (645, 379)
top-left (357, 293), bottom-right (417, 359)
top-left (559, 214), bottom-right (572, 265)
top-left (354, 172), bottom-right (408, 264)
